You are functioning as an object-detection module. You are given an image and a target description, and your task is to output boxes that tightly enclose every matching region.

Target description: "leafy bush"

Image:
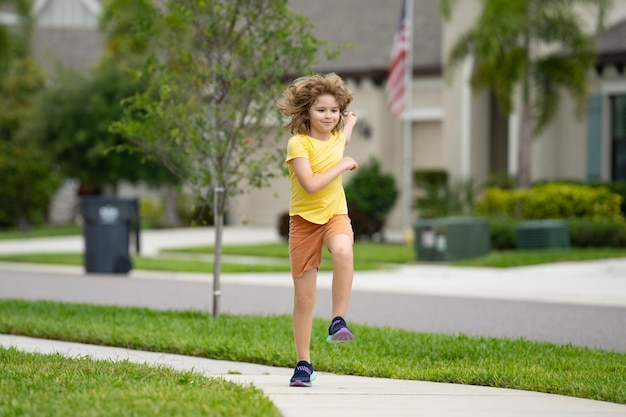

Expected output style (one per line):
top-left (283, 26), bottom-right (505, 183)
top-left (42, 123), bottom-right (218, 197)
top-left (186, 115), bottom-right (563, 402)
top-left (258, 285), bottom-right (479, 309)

top-left (413, 169), bottom-right (475, 218)
top-left (488, 217), bottom-right (517, 250)
top-left (568, 218), bottom-right (626, 248)
top-left (139, 198), bottom-right (165, 228)
top-left (535, 179), bottom-right (626, 217)
top-left (602, 181), bottom-right (626, 217)
top-left (487, 216), bottom-right (626, 249)
top-left (0, 142), bottom-right (62, 229)
top-left (475, 183), bottom-right (625, 222)
top-left (277, 212), bottom-right (289, 240)
top-left (486, 172), bottom-right (517, 189)
top-left (413, 169), bottom-right (448, 188)
top-left (345, 157), bottom-right (398, 239)
top-left (0, 58), bottom-right (59, 230)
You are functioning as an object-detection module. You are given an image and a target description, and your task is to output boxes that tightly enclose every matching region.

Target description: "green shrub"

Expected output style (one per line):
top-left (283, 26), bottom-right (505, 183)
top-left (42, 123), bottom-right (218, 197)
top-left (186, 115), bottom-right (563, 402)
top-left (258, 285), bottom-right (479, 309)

top-left (413, 169), bottom-right (448, 188)
top-left (568, 218), bottom-right (626, 248)
top-left (488, 217), bottom-right (517, 250)
top-left (413, 169), bottom-right (475, 218)
top-left (176, 192), bottom-right (218, 226)
top-left (475, 184), bottom-right (625, 222)
top-left (602, 181), bottom-right (626, 217)
top-left (486, 172), bottom-right (517, 189)
top-left (0, 142), bottom-right (62, 229)
top-left (487, 217), bottom-right (626, 249)
top-left (277, 211), bottom-right (289, 240)
top-left (345, 157), bottom-right (398, 239)
top-left (139, 198), bottom-right (165, 228)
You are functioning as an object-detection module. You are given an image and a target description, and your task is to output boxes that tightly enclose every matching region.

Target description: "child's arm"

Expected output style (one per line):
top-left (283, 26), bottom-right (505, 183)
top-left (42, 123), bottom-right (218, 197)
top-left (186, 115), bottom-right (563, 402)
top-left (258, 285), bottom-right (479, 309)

top-left (292, 156), bottom-right (357, 194)
top-left (342, 111), bottom-right (357, 145)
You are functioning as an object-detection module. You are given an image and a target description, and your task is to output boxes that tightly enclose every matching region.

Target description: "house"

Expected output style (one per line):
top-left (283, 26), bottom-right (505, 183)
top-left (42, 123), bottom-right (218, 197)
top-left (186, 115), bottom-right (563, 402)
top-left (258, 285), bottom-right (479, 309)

top-left (232, 0), bottom-right (626, 232)
top-left (3, 0), bottom-right (625, 231)
top-left (0, 0), bottom-right (103, 72)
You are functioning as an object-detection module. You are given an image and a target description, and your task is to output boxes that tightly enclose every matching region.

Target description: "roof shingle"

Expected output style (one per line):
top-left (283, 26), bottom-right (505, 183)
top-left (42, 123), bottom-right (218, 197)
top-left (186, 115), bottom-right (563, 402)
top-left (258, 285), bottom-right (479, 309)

top-left (289, 0), bottom-right (442, 82)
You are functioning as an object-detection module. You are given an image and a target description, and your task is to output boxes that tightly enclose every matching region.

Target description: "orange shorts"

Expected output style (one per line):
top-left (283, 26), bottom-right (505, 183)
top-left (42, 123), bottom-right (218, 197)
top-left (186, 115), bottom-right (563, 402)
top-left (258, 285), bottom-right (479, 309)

top-left (289, 214), bottom-right (354, 278)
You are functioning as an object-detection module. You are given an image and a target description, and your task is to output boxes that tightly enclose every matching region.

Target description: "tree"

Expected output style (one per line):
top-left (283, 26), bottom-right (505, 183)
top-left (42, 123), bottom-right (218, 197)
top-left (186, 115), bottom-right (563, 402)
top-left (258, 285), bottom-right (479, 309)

top-left (440, 0), bottom-right (611, 187)
top-left (0, 0), bottom-right (32, 80)
top-left (95, 0), bottom-right (181, 226)
top-left (0, 2), bottom-right (60, 230)
top-left (0, 58), bottom-right (61, 230)
top-left (19, 60), bottom-right (178, 195)
top-left (111, 0), bottom-right (334, 316)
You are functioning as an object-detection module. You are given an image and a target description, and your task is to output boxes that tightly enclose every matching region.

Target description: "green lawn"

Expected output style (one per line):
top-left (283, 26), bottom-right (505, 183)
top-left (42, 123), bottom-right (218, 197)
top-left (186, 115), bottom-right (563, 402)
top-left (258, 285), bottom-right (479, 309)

top-left (1, 347), bottom-right (279, 417)
top-left (1, 299), bottom-right (624, 406)
top-left (0, 243), bottom-right (624, 271)
top-left (0, 224), bottom-right (82, 240)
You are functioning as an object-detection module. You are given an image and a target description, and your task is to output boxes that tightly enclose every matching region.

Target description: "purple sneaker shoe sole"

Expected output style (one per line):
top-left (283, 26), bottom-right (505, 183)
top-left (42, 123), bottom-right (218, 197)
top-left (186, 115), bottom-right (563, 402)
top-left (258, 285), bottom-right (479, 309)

top-left (326, 327), bottom-right (354, 343)
top-left (289, 371), bottom-right (317, 387)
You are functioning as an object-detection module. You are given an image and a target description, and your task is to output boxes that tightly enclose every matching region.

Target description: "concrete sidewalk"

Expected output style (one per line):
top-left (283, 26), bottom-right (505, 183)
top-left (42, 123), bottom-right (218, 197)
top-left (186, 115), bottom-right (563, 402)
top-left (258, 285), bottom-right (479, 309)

top-left (0, 225), bottom-right (281, 256)
top-left (1, 226), bottom-right (625, 416)
top-left (2, 335), bottom-right (624, 417)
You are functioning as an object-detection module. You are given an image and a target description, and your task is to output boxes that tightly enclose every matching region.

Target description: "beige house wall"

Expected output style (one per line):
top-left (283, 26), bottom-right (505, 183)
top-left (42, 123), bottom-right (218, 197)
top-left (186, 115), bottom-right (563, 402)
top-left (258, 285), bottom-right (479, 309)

top-left (532, 2), bottom-right (626, 183)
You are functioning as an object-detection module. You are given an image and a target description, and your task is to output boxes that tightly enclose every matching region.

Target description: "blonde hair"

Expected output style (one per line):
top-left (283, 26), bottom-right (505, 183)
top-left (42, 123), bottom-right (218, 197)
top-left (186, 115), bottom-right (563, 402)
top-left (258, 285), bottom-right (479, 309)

top-left (278, 72), bottom-right (353, 135)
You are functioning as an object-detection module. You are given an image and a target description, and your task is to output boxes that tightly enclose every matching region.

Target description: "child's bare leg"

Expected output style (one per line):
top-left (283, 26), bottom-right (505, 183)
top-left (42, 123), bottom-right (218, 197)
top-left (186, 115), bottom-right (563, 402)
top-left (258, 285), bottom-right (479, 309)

top-left (292, 268), bottom-right (317, 362)
top-left (327, 234), bottom-right (354, 318)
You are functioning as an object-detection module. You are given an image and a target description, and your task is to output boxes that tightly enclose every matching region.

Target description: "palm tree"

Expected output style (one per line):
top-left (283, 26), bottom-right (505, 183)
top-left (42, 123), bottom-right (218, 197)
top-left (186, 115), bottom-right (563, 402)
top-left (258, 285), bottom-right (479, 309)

top-left (440, 0), bottom-right (611, 187)
top-left (0, 0), bottom-right (32, 79)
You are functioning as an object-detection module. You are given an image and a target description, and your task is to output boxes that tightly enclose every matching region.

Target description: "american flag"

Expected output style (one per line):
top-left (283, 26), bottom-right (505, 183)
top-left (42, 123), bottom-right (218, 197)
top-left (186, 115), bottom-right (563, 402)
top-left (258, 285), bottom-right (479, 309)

top-left (386, 0), bottom-right (409, 116)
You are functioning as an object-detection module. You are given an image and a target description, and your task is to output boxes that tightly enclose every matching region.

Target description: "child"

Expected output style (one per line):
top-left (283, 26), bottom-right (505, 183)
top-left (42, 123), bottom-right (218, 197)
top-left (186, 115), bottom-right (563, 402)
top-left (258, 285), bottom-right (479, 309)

top-left (278, 72), bottom-right (358, 387)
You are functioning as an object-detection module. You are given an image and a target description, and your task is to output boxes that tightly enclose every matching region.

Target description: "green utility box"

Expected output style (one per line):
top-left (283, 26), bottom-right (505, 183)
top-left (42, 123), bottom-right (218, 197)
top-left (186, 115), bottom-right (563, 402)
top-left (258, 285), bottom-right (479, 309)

top-left (516, 219), bottom-right (570, 250)
top-left (415, 217), bottom-right (490, 262)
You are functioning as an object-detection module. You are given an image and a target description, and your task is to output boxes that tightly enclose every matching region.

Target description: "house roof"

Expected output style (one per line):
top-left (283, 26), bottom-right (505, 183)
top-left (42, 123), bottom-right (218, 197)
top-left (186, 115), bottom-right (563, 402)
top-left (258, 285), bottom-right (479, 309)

top-left (22, 0), bottom-right (442, 81)
top-left (8, 0), bottom-right (626, 79)
top-left (595, 17), bottom-right (626, 70)
top-left (289, 0), bottom-right (442, 84)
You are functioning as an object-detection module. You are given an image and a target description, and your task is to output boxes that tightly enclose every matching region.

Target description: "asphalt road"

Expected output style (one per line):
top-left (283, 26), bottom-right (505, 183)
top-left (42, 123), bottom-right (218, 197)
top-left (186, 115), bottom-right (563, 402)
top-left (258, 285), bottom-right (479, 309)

top-left (1, 267), bottom-right (624, 352)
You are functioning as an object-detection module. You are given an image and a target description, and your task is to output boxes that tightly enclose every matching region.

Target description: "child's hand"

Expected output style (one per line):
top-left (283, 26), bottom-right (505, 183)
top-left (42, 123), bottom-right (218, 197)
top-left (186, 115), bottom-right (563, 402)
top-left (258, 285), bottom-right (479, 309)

top-left (342, 156), bottom-right (358, 171)
top-left (344, 111), bottom-right (357, 128)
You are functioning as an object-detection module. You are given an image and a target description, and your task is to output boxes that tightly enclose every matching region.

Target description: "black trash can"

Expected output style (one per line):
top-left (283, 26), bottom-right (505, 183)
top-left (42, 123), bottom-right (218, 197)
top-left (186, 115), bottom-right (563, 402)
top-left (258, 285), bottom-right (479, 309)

top-left (81, 197), bottom-right (140, 274)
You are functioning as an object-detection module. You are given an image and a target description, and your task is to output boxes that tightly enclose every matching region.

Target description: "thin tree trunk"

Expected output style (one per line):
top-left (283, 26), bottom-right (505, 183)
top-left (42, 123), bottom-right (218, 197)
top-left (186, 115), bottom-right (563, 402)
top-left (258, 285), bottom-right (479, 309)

top-left (212, 186), bottom-right (225, 317)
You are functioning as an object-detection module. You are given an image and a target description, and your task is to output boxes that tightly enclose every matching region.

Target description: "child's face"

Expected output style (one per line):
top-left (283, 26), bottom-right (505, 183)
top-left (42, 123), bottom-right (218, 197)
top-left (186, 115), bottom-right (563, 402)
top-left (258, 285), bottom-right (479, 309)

top-left (308, 94), bottom-right (340, 139)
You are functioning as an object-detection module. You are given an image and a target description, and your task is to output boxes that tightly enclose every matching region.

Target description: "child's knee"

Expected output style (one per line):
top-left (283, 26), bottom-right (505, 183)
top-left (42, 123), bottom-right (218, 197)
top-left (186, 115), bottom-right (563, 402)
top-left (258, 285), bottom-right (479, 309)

top-left (331, 243), bottom-right (353, 264)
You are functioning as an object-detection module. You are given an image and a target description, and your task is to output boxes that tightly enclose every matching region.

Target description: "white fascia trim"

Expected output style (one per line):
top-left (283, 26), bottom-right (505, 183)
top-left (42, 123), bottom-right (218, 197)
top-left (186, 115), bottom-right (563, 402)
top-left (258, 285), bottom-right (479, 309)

top-left (33, 0), bottom-right (102, 16)
top-left (0, 13), bottom-right (19, 25)
top-left (33, 0), bottom-right (48, 15)
top-left (81, 0), bottom-right (102, 15)
top-left (404, 107), bottom-right (444, 121)
top-left (601, 81), bottom-right (626, 95)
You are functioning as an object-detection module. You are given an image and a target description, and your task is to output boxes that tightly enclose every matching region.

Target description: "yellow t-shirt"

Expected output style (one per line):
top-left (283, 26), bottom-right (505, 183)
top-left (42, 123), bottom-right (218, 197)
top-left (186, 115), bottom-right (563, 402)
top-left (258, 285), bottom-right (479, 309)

top-left (285, 132), bottom-right (348, 224)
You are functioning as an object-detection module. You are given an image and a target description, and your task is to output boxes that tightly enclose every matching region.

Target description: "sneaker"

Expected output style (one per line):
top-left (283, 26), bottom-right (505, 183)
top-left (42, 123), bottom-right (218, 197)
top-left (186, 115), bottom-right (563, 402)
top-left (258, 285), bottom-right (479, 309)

top-left (289, 360), bottom-right (317, 387)
top-left (326, 316), bottom-right (354, 343)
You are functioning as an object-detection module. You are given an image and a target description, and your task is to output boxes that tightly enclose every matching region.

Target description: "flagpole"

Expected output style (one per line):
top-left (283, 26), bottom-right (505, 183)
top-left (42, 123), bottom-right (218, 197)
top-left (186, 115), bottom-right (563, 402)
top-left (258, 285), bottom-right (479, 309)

top-left (401, 0), bottom-right (414, 240)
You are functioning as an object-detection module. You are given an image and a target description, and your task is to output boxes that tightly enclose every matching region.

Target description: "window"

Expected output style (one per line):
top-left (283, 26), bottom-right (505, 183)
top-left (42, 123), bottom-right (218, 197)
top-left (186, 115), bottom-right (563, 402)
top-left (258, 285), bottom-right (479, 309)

top-left (610, 95), bottom-right (626, 181)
